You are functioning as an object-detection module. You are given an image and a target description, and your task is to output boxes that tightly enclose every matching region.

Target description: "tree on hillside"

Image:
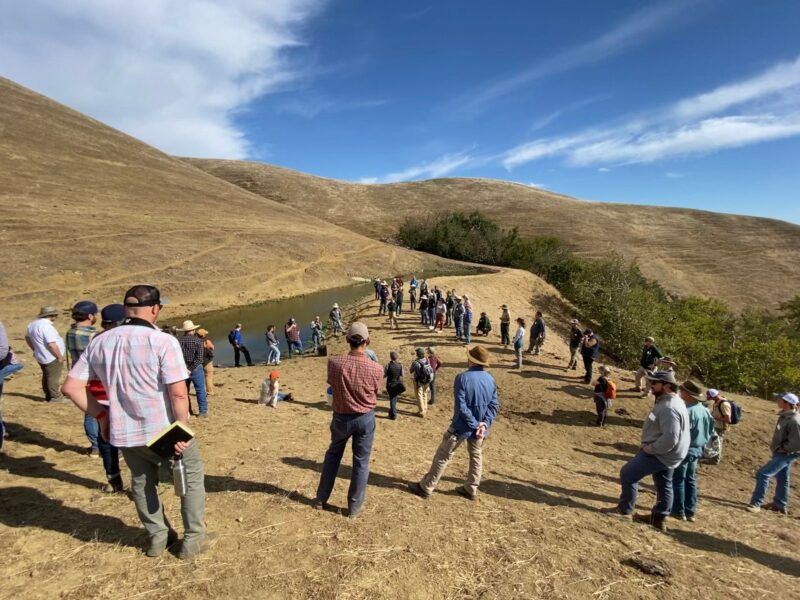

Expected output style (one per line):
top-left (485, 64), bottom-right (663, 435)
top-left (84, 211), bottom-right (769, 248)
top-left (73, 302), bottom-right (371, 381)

top-left (779, 295), bottom-right (800, 331)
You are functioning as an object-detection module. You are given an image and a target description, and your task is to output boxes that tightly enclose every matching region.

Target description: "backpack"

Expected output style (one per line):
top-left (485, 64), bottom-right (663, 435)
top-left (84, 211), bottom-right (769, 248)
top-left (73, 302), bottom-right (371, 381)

top-left (228, 330), bottom-right (236, 344)
top-left (727, 400), bottom-right (742, 425)
top-left (605, 380), bottom-right (617, 400)
top-left (416, 360), bottom-right (434, 385)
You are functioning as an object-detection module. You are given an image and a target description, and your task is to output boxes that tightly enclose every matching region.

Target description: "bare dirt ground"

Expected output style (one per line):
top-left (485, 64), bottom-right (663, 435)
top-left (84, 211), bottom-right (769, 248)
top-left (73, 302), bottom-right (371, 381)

top-left (1, 269), bottom-right (798, 600)
top-left (188, 158), bottom-right (800, 311)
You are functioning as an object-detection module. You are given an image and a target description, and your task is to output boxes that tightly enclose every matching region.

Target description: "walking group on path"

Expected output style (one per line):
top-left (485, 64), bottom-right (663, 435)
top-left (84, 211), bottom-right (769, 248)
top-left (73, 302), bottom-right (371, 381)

top-left (0, 275), bottom-right (796, 561)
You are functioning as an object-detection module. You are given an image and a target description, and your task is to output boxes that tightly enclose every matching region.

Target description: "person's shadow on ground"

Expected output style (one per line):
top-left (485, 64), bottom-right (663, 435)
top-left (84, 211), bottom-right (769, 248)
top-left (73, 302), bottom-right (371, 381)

top-left (4, 421), bottom-right (88, 455)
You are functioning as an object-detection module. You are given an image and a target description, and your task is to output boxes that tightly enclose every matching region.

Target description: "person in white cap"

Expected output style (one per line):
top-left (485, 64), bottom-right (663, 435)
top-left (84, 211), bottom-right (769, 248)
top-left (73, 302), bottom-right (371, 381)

top-left (706, 388), bottom-right (732, 464)
top-left (25, 306), bottom-right (66, 402)
top-left (178, 320), bottom-right (208, 417)
top-left (746, 392), bottom-right (800, 514)
top-left (329, 303), bottom-right (344, 336)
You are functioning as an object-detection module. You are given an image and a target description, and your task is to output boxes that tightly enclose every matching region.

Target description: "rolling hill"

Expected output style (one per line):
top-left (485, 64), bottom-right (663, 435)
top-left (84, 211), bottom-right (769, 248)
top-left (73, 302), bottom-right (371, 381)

top-left (186, 159), bottom-right (800, 310)
top-left (0, 78), bottom-right (464, 325)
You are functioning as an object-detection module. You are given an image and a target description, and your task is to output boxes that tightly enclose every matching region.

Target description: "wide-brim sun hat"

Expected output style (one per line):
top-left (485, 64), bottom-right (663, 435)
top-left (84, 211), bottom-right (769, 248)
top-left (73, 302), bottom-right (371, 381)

top-left (466, 345), bottom-right (490, 367)
top-left (36, 306), bottom-right (59, 318)
top-left (197, 328), bottom-right (209, 337)
top-left (332, 303), bottom-right (339, 308)
top-left (679, 379), bottom-right (704, 399)
top-left (180, 320), bottom-right (200, 331)
top-left (646, 370), bottom-right (678, 385)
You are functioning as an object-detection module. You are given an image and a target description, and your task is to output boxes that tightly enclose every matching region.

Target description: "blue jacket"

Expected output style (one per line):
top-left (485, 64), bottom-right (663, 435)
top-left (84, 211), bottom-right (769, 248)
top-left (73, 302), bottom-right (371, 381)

top-left (232, 329), bottom-right (243, 346)
top-left (450, 366), bottom-right (499, 439)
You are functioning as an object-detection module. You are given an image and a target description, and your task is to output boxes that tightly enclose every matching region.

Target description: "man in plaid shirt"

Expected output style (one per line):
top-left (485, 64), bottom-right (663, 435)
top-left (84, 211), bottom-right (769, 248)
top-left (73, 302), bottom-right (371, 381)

top-left (315, 322), bottom-right (383, 519)
top-left (178, 320), bottom-right (208, 417)
top-left (62, 284), bottom-right (211, 559)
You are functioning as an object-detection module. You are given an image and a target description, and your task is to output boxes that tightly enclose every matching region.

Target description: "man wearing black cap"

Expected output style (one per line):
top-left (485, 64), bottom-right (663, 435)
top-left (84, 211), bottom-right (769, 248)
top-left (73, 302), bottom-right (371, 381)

top-left (314, 322), bottom-right (383, 519)
top-left (66, 300), bottom-right (100, 456)
top-left (62, 284), bottom-right (210, 558)
top-left (604, 370), bottom-right (689, 531)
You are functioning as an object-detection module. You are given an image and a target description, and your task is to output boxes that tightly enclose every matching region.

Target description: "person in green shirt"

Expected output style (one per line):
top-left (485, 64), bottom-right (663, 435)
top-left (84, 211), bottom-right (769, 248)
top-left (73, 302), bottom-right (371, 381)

top-left (634, 336), bottom-right (663, 397)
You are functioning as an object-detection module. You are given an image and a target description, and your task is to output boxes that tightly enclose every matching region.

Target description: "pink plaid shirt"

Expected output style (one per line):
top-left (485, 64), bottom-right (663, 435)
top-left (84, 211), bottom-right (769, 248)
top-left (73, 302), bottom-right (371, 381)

top-left (69, 321), bottom-right (189, 448)
top-left (327, 352), bottom-right (383, 414)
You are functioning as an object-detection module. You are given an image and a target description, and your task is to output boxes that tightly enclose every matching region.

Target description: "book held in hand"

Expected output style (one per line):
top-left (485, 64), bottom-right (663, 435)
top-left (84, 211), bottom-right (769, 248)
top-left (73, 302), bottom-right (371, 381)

top-left (146, 421), bottom-right (195, 458)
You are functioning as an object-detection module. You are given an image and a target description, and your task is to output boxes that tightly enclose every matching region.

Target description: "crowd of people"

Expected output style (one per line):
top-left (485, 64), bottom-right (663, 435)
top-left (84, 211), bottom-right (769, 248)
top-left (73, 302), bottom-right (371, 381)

top-left (0, 275), bottom-right (796, 561)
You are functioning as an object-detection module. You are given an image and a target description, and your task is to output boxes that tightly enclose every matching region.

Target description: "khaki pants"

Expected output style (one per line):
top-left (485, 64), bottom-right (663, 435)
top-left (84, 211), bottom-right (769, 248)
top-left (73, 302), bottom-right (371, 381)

top-left (121, 442), bottom-right (206, 549)
top-left (414, 381), bottom-right (429, 416)
top-left (39, 360), bottom-right (64, 401)
top-left (388, 312), bottom-right (398, 329)
top-left (634, 367), bottom-right (652, 393)
top-left (203, 362), bottom-right (214, 394)
top-left (420, 430), bottom-right (484, 497)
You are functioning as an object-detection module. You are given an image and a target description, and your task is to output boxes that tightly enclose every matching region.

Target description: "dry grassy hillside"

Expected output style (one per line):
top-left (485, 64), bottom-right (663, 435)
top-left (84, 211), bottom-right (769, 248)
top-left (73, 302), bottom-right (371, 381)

top-left (0, 78), bottom-right (464, 327)
top-left (186, 159), bottom-right (800, 311)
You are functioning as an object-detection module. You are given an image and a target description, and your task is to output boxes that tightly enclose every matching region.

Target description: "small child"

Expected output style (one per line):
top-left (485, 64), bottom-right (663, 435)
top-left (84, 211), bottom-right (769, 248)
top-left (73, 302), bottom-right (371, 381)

top-left (593, 365), bottom-right (616, 426)
top-left (259, 371), bottom-right (292, 408)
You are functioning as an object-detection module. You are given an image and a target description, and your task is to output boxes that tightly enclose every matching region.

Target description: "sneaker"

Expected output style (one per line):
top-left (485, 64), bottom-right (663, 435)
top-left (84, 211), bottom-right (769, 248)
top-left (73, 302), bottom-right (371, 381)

top-left (347, 504), bottom-right (364, 519)
top-left (407, 481), bottom-right (430, 499)
top-left (686, 515), bottom-right (696, 522)
top-left (455, 486), bottom-right (476, 501)
top-left (766, 503), bottom-right (789, 515)
top-left (146, 530), bottom-right (179, 558)
top-left (88, 447), bottom-right (100, 458)
top-left (746, 504), bottom-right (761, 513)
top-left (600, 506), bottom-right (633, 521)
top-left (198, 413), bottom-right (209, 418)
top-left (104, 475), bottom-right (124, 493)
top-left (178, 532), bottom-right (218, 560)
top-left (670, 513), bottom-right (687, 521)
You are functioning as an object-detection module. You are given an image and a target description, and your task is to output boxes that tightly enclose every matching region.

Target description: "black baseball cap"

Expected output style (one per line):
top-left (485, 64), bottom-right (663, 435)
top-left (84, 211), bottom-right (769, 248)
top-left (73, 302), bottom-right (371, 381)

top-left (123, 284), bottom-right (169, 307)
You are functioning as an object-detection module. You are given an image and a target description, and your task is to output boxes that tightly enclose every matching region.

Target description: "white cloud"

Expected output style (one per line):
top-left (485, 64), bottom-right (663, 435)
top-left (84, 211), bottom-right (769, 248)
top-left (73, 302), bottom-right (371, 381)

top-left (502, 54), bottom-right (800, 169)
top-left (528, 182), bottom-right (547, 189)
top-left (0, 0), bottom-right (325, 158)
top-left (665, 172), bottom-right (685, 178)
top-left (451, 0), bottom-right (697, 116)
top-left (277, 96), bottom-right (387, 118)
top-left (597, 167), bottom-right (611, 173)
top-left (357, 177), bottom-right (379, 185)
top-left (364, 151), bottom-right (474, 183)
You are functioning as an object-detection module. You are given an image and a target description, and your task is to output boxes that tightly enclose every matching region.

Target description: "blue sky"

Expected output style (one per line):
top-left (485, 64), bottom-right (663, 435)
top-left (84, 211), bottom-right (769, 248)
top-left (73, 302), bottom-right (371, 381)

top-left (2, 1), bottom-right (799, 222)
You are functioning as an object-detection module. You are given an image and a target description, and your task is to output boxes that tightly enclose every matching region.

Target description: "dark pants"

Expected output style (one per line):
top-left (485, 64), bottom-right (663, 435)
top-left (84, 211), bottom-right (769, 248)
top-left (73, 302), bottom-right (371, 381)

top-left (582, 355), bottom-right (594, 383)
top-left (39, 360), bottom-right (64, 401)
top-left (233, 344), bottom-right (253, 367)
top-left (98, 432), bottom-right (121, 480)
top-left (410, 294), bottom-right (416, 311)
top-left (593, 395), bottom-right (608, 426)
top-left (500, 322), bottom-right (510, 346)
top-left (429, 375), bottom-right (436, 405)
top-left (672, 455), bottom-right (699, 517)
top-left (619, 450), bottom-right (674, 517)
top-left (316, 411), bottom-right (376, 512)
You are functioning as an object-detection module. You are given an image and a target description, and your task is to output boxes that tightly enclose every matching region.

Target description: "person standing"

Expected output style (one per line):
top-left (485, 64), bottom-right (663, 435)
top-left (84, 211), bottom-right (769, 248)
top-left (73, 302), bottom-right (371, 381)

top-left (314, 322), bottom-right (383, 518)
top-left (410, 347), bottom-right (433, 416)
top-left (580, 329), bottom-right (600, 384)
top-left (634, 336), bottom-right (663, 397)
top-left (197, 329), bottom-right (215, 395)
top-left (603, 370), bottom-right (690, 531)
top-left (453, 297), bottom-right (465, 340)
top-left (62, 284), bottom-right (210, 559)
top-left (179, 320), bottom-right (208, 417)
top-left (285, 318), bottom-right (304, 357)
top-left (379, 282), bottom-right (390, 316)
top-left (387, 297), bottom-right (399, 330)
top-left (311, 316), bottom-right (325, 353)
top-left (427, 293), bottom-right (437, 328)
top-left (463, 299), bottom-right (474, 345)
top-left (671, 380), bottom-right (715, 522)
top-left (395, 287), bottom-right (404, 316)
top-left (419, 294), bottom-right (429, 326)
top-left (746, 392), bottom-right (800, 515)
top-left (427, 347), bottom-right (441, 406)
top-left (527, 311), bottom-right (546, 355)
top-left (66, 301), bottom-right (100, 455)
top-left (499, 305), bottom-right (511, 348)
top-left (445, 291), bottom-right (455, 327)
top-left (229, 323), bottom-right (254, 367)
top-left (25, 306), bottom-right (66, 402)
top-left (0, 320), bottom-right (25, 449)
top-left (567, 319), bottom-right (582, 370)
top-left (265, 325), bottom-right (281, 365)
top-left (512, 318), bottom-right (525, 370)
top-left (707, 388), bottom-right (732, 464)
top-left (329, 303), bottom-right (344, 336)
top-left (409, 277), bottom-right (418, 312)
top-left (593, 365), bottom-right (614, 427)
top-left (408, 345), bottom-right (499, 501)
top-left (384, 351), bottom-right (405, 420)
top-left (434, 298), bottom-right (446, 332)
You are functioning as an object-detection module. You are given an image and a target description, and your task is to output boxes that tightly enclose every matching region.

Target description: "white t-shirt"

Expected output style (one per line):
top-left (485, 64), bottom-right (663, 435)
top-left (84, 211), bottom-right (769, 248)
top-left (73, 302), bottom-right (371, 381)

top-left (26, 318), bottom-right (65, 364)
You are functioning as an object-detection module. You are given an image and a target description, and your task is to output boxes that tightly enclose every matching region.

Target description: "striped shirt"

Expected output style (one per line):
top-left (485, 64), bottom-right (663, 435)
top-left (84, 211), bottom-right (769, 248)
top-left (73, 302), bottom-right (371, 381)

top-left (66, 324), bottom-right (97, 363)
top-left (68, 319), bottom-right (189, 447)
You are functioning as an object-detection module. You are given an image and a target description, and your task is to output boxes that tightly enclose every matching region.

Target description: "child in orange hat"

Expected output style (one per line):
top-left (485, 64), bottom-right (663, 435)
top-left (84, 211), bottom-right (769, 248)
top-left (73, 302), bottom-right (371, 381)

top-left (259, 370), bottom-right (293, 407)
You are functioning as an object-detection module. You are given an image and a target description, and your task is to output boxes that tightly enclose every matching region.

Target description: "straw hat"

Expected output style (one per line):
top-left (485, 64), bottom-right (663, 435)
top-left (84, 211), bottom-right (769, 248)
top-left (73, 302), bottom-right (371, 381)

top-left (36, 306), bottom-right (59, 318)
top-left (180, 320), bottom-right (200, 332)
top-left (197, 328), bottom-right (209, 337)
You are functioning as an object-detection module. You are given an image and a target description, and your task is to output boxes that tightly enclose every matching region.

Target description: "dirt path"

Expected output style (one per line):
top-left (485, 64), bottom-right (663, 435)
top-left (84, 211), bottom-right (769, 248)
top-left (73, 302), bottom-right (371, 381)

top-left (0, 269), bottom-right (797, 599)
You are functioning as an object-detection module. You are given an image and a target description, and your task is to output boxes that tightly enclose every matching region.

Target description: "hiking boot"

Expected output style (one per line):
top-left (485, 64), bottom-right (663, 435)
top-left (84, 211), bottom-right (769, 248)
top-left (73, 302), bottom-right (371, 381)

top-left (455, 486), bottom-right (476, 501)
top-left (347, 504), bottom-right (364, 519)
top-left (178, 532), bottom-right (218, 560)
top-left (633, 513), bottom-right (667, 532)
top-left (746, 504), bottom-right (761, 514)
top-left (766, 503), bottom-right (789, 515)
top-left (146, 530), bottom-right (179, 558)
top-left (104, 475), bottom-right (124, 493)
top-left (601, 506), bottom-right (633, 521)
top-left (313, 500), bottom-right (329, 511)
top-left (407, 481), bottom-right (430, 499)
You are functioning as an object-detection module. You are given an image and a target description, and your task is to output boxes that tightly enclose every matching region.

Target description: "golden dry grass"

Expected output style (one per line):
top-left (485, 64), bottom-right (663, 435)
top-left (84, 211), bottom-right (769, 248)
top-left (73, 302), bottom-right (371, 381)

top-left (186, 159), bottom-right (800, 311)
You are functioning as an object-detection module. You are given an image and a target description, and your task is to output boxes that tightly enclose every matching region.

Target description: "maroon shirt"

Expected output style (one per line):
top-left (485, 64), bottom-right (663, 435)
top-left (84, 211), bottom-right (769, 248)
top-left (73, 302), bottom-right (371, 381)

top-left (327, 352), bottom-right (383, 414)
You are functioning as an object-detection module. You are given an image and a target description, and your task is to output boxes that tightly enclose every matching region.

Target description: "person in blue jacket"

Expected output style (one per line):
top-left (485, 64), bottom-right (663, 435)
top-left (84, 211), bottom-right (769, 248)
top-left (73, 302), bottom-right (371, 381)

top-left (408, 345), bottom-right (499, 501)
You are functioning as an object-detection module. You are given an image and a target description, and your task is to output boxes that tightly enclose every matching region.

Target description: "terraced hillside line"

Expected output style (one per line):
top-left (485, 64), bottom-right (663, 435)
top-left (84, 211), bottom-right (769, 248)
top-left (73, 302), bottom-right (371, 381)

top-left (186, 158), bottom-right (800, 311)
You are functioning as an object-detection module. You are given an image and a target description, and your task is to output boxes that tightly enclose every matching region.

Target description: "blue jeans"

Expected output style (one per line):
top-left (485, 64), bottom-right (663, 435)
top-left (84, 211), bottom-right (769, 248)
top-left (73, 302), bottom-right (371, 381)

top-left (0, 362), bottom-right (25, 425)
top-left (84, 414), bottom-right (99, 450)
top-left (267, 343), bottom-right (281, 364)
top-left (619, 450), bottom-right (674, 517)
top-left (98, 431), bottom-right (121, 480)
top-left (186, 364), bottom-right (208, 415)
top-left (671, 455), bottom-right (699, 516)
top-left (312, 331), bottom-right (323, 351)
top-left (750, 452), bottom-right (798, 510)
top-left (464, 321), bottom-right (472, 344)
top-left (421, 309), bottom-right (428, 325)
top-left (316, 411), bottom-right (376, 511)
top-left (428, 307), bottom-right (435, 325)
top-left (455, 317), bottom-right (463, 338)
top-left (388, 396), bottom-right (398, 419)
top-left (288, 340), bottom-right (304, 357)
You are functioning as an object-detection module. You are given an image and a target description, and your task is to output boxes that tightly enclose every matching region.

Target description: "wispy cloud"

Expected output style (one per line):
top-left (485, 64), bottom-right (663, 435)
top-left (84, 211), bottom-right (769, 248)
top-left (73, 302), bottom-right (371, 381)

top-left (527, 182), bottom-right (548, 189)
top-left (665, 172), bottom-right (685, 178)
top-left (363, 151), bottom-right (475, 183)
top-left (0, 0), bottom-right (327, 158)
top-left (451, 0), bottom-right (698, 117)
top-left (597, 167), bottom-right (611, 173)
top-left (502, 54), bottom-right (800, 169)
top-left (529, 95), bottom-right (610, 133)
top-left (278, 96), bottom-right (387, 118)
